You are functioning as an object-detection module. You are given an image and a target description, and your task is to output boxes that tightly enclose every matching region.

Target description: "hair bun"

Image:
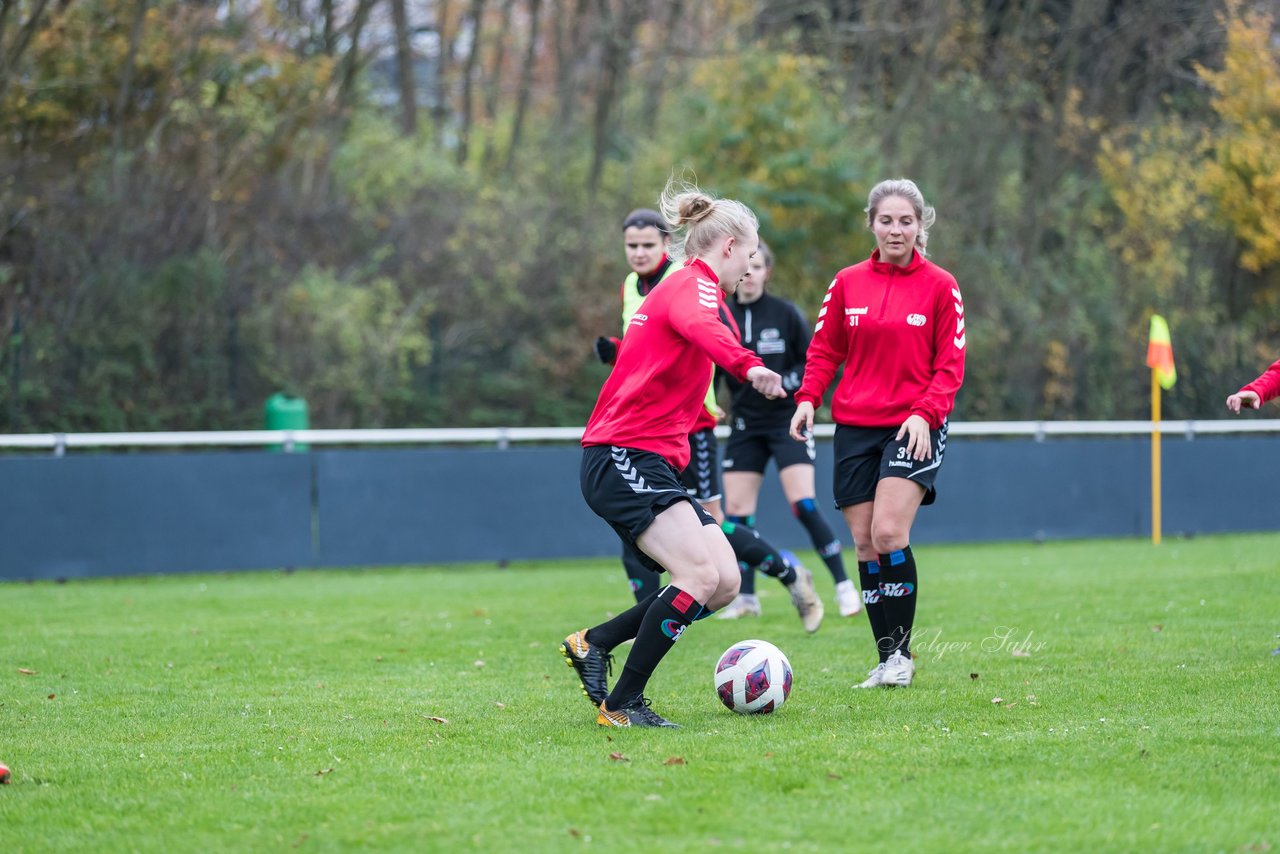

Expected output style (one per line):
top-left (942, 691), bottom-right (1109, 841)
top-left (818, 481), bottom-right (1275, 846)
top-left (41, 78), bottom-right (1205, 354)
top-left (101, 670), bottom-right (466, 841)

top-left (678, 194), bottom-right (714, 225)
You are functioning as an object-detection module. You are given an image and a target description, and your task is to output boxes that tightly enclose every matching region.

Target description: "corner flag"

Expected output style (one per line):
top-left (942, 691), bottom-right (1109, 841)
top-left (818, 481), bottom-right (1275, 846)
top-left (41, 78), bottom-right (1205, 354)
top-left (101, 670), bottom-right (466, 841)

top-left (1146, 315), bottom-right (1176, 389)
top-left (1145, 314), bottom-right (1175, 546)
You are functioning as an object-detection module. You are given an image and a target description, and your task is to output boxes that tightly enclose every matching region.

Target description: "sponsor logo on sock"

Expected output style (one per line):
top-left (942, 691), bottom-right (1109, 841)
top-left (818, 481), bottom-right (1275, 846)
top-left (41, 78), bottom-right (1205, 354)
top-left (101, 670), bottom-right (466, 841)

top-left (863, 589), bottom-right (881, 604)
top-left (628, 578), bottom-right (642, 593)
top-left (880, 582), bottom-right (916, 597)
top-left (660, 619), bottom-right (686, 641)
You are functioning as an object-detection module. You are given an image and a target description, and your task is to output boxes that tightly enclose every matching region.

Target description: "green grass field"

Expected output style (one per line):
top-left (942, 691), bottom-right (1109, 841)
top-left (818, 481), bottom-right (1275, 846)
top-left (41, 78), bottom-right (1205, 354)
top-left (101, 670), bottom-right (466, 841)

top-left (3, 534), bottom-right (1279, 852)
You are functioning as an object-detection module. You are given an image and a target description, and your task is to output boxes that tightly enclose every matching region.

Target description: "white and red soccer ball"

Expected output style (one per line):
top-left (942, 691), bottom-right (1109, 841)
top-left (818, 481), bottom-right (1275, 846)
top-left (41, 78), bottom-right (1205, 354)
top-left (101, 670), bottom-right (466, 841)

top-left (715, 639), bottom-right (792, 714)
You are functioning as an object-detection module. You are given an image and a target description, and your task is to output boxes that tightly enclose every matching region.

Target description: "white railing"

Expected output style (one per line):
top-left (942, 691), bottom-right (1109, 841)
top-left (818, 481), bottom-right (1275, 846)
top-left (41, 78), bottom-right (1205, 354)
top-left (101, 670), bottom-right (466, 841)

top-left (1, 420), bottom-right (1278, 454)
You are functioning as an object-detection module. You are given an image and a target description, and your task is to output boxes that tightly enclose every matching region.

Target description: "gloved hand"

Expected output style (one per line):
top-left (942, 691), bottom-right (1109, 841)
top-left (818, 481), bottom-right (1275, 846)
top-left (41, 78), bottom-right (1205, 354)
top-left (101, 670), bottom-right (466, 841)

top-left (594, 336), bottom-right (620, 365)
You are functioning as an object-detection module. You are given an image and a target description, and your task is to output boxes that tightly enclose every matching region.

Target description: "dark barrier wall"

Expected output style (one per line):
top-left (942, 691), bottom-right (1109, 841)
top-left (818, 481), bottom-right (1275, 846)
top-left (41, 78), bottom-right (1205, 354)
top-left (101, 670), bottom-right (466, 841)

top-left (314, 447), bottom-right (598, 566)
top-left (0, 453), bottom-right (314, 579)
top-left (2, 435), bottom-right (1277, 579)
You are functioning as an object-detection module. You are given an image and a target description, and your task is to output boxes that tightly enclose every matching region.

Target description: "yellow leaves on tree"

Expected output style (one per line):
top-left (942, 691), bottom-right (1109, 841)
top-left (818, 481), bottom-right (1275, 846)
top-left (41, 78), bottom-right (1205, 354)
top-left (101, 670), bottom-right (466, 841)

top-left (1098, 0), bottom-right (1279, 297)
top-left (1096, 120), bottom-right (1203, 300)
top-left (1196, 0), bottom-right (1280, 274)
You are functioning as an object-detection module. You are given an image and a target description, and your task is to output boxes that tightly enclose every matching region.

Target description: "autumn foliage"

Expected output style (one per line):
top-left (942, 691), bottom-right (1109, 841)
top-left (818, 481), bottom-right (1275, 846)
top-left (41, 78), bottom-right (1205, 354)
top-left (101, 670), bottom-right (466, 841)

top-left (0, 0), bottom-right (1277, 431)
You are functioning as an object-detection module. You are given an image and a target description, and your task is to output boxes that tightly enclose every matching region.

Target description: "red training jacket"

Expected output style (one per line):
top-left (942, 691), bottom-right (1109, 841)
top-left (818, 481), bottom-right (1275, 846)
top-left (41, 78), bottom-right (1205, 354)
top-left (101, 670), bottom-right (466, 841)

top-left (1241, 357), bottom-right (1280, 405)
top-left (795, 249), bottom-right (965, 428)
top-left (583, 259), bottom-right (764, 469)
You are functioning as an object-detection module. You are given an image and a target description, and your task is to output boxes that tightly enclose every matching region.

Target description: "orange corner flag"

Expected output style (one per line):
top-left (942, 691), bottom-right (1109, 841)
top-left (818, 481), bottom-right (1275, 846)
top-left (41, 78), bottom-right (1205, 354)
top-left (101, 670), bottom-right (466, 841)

top-left (1146, 314), bottom-right (1176, 389)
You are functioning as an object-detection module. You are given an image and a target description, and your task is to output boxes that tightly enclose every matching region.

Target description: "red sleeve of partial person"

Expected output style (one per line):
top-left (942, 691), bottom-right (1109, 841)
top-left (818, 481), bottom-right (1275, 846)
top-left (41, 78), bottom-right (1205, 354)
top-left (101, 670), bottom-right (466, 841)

top-left (911, 277), bottom-right (966, 429)
top-left (670, 279), bottom-right (762, 381)
top-left (1242, 357), bottom-right (1280, 405)
top-left (794, 277), bottom-right (847, 410)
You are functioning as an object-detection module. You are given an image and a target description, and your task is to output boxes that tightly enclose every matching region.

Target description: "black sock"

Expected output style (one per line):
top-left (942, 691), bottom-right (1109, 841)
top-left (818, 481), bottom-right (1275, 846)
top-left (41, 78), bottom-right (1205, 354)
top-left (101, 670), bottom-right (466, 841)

top-left (858, 560), bottom-right (891, 663)
top-left (793, 498), bottom-right (849, 584)
top-left (621, 546), bottom-right (662, 604)
top-left (606, 585), bottom-right (702, 709)
top-left (722, 522), bottom-right (796, 586)
top-left (724, 515), bottom-right (757, 595)
top-left (585, 589), bottom-right (659, 652)
top-left (877, 546), bottom-right (918, 658)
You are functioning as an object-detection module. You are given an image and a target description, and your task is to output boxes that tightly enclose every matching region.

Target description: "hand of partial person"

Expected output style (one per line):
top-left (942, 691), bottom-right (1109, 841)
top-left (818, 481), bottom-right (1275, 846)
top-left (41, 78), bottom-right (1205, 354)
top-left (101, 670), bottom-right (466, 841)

top-left (1226, 391), bottom-right (1260, 414)
top-left (746, 366), bottom-right (786, 400)
top-left (897, 414), bottom-right (933, 461)
top-left (790, 401), bottom-right (815, 442)
top-left (593, 336), bottom-right (619, 365)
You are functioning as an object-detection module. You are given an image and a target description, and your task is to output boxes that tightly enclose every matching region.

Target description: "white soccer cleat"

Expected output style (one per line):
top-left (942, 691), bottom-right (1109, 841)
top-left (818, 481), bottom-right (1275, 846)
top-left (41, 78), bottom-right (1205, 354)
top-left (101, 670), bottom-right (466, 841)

top-left (854, 662), bottom-right (887, 688)
top-left (834, 579), bottom-right (862, 617)
top-left (716, 594), bottom-right (762, 619)
top-left (786, 562), bottom-right (824, 633)
top-left (880, 650), bottom-right (915, 687)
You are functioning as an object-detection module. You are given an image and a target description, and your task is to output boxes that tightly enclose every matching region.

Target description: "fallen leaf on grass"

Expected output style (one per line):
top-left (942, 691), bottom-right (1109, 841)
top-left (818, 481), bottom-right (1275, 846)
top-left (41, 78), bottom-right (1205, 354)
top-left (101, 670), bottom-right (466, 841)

top-left (568, 829), bottom-right (582, 839)
top-left (494, 702), bottom-right (506, 709)
top-left (991, 697), bottom-right (1004, 705)
top-left (1011, 649), bottom-right (1032, 658)
top-left (423, 716), bottom-right (448, 724)
top-left (314, 768), bottom-right (333, 776)
top-left (1151, 624), bottom-right (1163, 633)
top-left (608, 752), bottom-right (628, 762)
top-left (17, 668), bottom-right (36, 676)
top-left (663, 757), bottom-right (685, 766)
top-left (47, 694), bottom-right (55, 700)
top-left (474, 660), bottom-right (485, 668)
top-left (969, 672), bottom-right (979, 680)
top-left (827, 772), bottom-right (842, 780)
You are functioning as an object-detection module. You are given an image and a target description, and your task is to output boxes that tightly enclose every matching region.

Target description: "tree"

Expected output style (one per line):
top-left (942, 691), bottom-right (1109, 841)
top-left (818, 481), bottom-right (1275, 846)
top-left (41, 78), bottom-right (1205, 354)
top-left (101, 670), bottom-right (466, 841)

top-left (1197, 0), bottom-right (1280, 277)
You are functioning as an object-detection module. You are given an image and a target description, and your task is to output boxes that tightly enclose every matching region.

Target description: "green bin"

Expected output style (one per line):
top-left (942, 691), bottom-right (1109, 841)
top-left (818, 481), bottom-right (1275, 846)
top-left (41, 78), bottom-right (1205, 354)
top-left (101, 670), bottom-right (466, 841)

top-left (264, 393), bottom-right (309, 451)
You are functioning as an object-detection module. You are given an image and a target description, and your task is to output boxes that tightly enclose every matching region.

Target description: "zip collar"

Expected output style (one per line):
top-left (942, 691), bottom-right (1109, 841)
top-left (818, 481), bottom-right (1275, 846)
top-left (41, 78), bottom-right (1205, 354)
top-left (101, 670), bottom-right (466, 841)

top-left (869, 248), bottom-right (925, 276)
top-left (685, 257), bottom-right (719, 284)
top-left (636, 255), bottom-right (674, 296)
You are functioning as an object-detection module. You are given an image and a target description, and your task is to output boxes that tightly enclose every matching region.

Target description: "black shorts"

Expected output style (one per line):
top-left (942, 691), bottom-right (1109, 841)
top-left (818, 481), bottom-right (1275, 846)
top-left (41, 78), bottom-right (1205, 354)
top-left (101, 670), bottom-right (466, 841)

top-left (831, 421), bottom-right (949, 508)
top-left (581, 444), bottom-right (718, 572)
top-left (722, 421), bottom-right (815, 474)
top-left (678, 427), bottom-right (722, 502)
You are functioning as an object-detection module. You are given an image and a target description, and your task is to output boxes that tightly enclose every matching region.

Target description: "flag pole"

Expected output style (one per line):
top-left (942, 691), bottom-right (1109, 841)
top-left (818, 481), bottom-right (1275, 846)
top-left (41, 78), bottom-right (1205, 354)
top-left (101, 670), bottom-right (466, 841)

top-left (1151, 367), bottom-right (1162, 546)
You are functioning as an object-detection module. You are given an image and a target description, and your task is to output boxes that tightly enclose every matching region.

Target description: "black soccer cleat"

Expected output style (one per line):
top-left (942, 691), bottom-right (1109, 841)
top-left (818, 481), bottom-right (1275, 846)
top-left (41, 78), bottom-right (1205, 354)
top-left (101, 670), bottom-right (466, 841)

top-left (596, 696), bottom-right (679, 728)
top-left (561, 629), bottom-right (613, 705)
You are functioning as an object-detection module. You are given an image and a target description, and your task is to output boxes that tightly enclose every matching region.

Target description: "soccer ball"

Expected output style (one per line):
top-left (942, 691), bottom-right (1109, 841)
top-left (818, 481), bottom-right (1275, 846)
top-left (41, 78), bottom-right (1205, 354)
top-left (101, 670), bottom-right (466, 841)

top-left (714, 639), bottom-right (792, 714)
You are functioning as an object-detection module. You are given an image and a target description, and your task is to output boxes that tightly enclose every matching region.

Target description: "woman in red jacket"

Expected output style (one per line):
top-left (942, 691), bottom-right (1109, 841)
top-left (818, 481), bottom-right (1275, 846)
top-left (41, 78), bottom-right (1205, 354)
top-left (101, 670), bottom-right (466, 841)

top-left (790, 178), bottom-right (965, 689)
top-left (562, 178), bottom-right (785, 728)
top-left (1226, 357), bottom-right (1280, 412)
